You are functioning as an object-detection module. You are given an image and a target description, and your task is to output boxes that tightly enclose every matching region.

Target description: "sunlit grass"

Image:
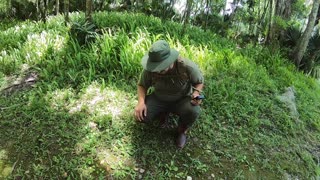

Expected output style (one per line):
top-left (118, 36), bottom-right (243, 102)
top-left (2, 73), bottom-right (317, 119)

top-left (44, 81), bottom-right (137, 179)
top-left (23, 31), bottom-right (67, 64)
top-left (68, 82), bottom-right (133, 117)
top-left (0, 149), bottom-right (12, 178)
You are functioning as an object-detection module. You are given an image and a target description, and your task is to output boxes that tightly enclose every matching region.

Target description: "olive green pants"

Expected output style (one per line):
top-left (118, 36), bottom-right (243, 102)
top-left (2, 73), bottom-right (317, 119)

top-left (142, 93), bottom-right (201, 129)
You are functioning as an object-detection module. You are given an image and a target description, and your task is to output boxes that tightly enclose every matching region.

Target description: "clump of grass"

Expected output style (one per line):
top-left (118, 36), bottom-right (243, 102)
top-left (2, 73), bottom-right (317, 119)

top-left (0, 11), bottom-right (319, 179)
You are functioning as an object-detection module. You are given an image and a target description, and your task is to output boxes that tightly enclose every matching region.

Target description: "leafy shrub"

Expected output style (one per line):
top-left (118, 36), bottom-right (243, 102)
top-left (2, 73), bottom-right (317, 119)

top-left (282, 26), bottom-right (301, 48)
top-left (70, 19), bottom-right (99, 46)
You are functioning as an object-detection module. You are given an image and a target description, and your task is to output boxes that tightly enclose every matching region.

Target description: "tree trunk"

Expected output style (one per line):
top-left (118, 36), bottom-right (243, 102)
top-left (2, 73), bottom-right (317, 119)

top-left (259, 0), bottom-right (269, 26)
top-left (266, 0), bottom-right (276, 43)
top-left (85, 0), bottom-right (93, 22)
top-left (182, 0), bottom-right (192, 24)
top-left (36, 0), bottom-right (39, 20)
top-left (64, 0), bottom-right (69, 25)
top-left (276, 0), bottom-right (293, 42)
top-left (247, 0), bottom-right (256, 35)
top-left (204, 0), bottom-right (210, 31)
top-left (292, 0), bottom-right (320, 67)
top-left (275, 0), bottom-right (291, 18)
top-left (181, 0), bottom-right (193, 35)
top-left (43, 0), bottom-right (48, 22)
top-left (265, 0), bottom-right (294, 43)
top-left (56, 0), bottom-right (59, 15)
top-left (6, 0), bottom-right (11, 16)
top-left (37, 0), bottom-right (47, 22)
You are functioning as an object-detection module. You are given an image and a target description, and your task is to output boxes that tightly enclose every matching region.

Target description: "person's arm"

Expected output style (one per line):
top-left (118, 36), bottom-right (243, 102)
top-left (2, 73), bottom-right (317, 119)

top-left (191, 83), bottom-right (204, 105)
top-left (183, 59), bottom-right (204, 105)
top-left (137, 85), bottom-right (146, 104)
top-left (134, 70), bottom-right (152, 121)
top-left (134, 85), bottom-right (148, 121)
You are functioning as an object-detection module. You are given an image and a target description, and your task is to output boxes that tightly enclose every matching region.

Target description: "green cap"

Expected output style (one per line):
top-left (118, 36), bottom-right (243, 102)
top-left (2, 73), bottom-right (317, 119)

top-left (141, 40), bottom-right (179, 72)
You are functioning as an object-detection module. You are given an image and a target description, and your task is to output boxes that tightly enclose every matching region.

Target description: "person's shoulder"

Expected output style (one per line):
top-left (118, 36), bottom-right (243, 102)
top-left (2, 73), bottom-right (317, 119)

top-left (178, 57), bottom-right (198, 69)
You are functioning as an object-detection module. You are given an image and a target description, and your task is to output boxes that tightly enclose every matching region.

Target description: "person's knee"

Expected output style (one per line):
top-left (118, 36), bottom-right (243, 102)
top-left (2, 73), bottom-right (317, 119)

top-left (137, 112), bottom-right (158, 124)
top-left (182, 106), bottom-right (200, 118)
top-left (138, 116), bottom-right (152, 124)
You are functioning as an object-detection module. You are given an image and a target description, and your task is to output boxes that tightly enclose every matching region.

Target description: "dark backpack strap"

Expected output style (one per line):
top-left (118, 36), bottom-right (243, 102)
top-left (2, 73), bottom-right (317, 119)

top-left (176, 57), bottom-right (189, 80)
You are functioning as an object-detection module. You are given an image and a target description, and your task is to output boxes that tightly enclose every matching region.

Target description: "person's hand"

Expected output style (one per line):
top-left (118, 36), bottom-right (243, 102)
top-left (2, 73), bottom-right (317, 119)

top-left (191, 91), bottom-right (202, 106)
top-left (134, 102), bottom-right (147, 121)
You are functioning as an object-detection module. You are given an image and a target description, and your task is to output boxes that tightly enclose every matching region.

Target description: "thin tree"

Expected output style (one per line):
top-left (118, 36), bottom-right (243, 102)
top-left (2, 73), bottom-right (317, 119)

top-left (181, 0), bottom-right (193, 35)
top-left (204, 0), bottom-right (210, 31)
top-left (182, 0), bottom-right (192, 24)
top-left (265, 0), bottom-right (293, 43)
top-left (86, 0), bottom-right (93, 22)
top-left (277, 0), bottom-right (293, 40)
top-left (258, 0), bottom-right (270, 30)
top-left (43, 0), bottom-right (48, 22)
top-left (64, 0), bottom-right (69, 25)
top-left (266, 0), bottom-right (276, 43)
top-left (36, 0), bottom-right (39, 20)
top-left (246, 0), bottom-right (256, 35)
top-left (36, 0), bottom-right (48, 22)
top-left (6, 0), bottom-right (11, 16)
top-left (56, 0), bottom-right (59, 15)
top-left (292, 0), bottom-right (320, 67)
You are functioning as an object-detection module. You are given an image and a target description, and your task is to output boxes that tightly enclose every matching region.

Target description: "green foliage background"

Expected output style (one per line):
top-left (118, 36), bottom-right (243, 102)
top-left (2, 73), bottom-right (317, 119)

top-left (0, 11), bottom-right (319, 179)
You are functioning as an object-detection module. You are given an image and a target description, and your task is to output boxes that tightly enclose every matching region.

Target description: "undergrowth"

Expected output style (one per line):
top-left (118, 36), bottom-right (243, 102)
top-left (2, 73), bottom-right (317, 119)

top-left (0, 11), bottom-right (319, 179)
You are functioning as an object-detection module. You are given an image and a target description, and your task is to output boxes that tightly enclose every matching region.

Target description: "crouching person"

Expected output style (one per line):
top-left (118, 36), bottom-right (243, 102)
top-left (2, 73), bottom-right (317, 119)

top-left (134, 40), bottom-right (204, 148)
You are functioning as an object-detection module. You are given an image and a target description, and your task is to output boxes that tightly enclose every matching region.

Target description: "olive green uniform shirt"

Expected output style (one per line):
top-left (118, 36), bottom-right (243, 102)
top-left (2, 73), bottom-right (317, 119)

top-left (138, 58), bottom-right (204, 102)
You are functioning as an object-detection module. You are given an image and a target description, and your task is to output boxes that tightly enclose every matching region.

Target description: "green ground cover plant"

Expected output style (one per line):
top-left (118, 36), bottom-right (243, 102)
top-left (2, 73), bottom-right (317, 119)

top-left (0, 11), bottom-right (319, 179)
